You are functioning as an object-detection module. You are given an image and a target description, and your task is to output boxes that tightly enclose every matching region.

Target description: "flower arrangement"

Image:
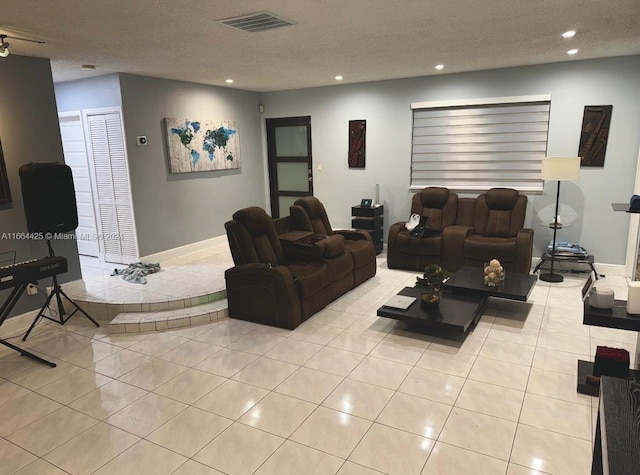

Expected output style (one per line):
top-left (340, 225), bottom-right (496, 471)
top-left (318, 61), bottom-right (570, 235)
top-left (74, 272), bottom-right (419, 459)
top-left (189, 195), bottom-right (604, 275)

top-left (417, 264), bottom-right (452, 305)
top-left (484, 259), bottom-right (505, 287)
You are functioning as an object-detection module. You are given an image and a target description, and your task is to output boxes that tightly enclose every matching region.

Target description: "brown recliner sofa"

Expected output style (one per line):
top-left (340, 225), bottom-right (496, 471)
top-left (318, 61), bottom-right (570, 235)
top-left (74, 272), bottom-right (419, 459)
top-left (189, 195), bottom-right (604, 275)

top-left (388, 187), bottom-right (533, 274)
top-left (224, 205), bottom-right (374, 330)
top-left (289, 196), bottom-right (377, 287)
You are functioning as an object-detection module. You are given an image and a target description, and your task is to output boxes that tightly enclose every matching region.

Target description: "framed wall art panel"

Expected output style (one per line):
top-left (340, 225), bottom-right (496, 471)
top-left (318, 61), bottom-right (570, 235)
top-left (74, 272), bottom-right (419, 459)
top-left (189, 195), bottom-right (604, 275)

top-left (348, 120), bottom-right (366, 168)
top-left (0, 138), bottom-right (12, 204)
top-left (164, 118), bottom-right (241, 173)
top-left (578, 105), bottom-right (613, 167)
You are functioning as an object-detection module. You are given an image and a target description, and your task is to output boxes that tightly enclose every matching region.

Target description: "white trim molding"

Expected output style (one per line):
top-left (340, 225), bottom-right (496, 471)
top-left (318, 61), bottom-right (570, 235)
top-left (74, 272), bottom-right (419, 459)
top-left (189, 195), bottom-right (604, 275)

top-left (141, 235), bottom-right (228, 264)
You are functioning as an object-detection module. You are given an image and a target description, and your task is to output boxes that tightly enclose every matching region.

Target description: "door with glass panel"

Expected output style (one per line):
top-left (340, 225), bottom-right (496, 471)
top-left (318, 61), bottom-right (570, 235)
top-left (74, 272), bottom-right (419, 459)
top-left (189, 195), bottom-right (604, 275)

top-left (266, 117), bottom-right (313, 218)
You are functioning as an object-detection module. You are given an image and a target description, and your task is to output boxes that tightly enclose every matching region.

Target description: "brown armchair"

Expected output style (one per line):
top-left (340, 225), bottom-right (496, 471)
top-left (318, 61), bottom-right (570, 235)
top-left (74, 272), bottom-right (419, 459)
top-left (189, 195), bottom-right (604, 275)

top-left (463, 188), bottom-right (534, 273)
top-left (290, 196), bottom-right (377, 286)
top-left (387, 187), bottom-right (458, 271)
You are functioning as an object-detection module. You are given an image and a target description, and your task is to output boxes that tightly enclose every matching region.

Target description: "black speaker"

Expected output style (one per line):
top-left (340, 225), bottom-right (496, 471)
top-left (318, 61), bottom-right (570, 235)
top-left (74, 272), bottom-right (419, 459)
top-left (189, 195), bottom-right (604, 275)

top-left (19, 162), bottom-right (78, 234)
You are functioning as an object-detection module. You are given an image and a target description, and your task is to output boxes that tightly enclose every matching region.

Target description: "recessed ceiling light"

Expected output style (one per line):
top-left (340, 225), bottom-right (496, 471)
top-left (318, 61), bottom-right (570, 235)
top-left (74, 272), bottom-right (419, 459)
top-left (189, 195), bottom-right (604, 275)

top-left (562, 30), bottom-right (576, 38)
top-left (435, 64), bottom-right (444, 70)
top-left (567, 49), bottom-right (579, 55)
top-left (335, 75), bottom-right (343, 81)
top-left (81, 64), bottom-right (96, 70)
top-left (225, 79), bottom-right (234, 83)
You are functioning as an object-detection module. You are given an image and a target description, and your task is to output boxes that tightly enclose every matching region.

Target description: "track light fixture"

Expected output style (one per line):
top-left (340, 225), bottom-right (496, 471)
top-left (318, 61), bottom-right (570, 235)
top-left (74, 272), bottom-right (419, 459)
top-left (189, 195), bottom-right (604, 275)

top-left (0, 33), bottom-right (46, 58)
top-left (0, 36), bottom-right (10, 58)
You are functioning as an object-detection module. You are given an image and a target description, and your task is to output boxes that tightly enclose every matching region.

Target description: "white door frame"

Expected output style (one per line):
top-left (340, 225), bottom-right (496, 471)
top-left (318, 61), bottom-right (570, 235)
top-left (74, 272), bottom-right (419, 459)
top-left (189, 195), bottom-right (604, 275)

top-left (625, 145), bottom-right (640, 279)
top-left (58, 110), bottom-right (100, 257)
top-left (81, 106), bottom-right (140, 263)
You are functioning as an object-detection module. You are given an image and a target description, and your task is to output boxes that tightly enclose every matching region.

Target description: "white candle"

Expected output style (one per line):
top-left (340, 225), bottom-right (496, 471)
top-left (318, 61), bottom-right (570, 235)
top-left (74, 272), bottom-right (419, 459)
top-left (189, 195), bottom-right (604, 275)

top-left (626, 282), bottom-right (640, 315)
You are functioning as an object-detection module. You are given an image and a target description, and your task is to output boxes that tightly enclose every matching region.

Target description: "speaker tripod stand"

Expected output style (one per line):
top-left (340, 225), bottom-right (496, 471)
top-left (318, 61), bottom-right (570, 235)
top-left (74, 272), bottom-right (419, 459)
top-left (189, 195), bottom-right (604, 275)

top-left (22, 239), bottom-right (99, 342)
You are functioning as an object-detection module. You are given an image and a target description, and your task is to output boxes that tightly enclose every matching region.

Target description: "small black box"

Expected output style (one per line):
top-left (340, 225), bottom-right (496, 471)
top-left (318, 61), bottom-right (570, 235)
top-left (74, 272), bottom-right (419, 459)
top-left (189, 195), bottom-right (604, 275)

top-left (593, 346), bottom-right (629, 378)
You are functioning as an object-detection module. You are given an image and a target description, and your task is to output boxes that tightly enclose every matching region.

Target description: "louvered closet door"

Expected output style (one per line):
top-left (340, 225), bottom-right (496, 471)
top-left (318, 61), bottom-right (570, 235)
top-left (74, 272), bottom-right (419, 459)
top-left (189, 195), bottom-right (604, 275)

top-left (85, 110), bottom-right (139, 264)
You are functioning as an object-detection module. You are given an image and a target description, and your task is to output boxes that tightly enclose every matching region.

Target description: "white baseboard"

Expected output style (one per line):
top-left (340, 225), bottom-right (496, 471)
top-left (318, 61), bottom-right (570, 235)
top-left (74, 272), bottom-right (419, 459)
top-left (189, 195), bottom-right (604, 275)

top-left (141, 235), bottom-right (228, 264)
top-left (531, 257), bottom-right (625, 278)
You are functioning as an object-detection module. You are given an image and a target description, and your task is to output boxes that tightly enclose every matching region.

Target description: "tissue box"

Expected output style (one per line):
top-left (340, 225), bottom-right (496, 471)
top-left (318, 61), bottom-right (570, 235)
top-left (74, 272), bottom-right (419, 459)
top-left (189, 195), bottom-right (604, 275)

top-left (593, 346), bottom-right (629, 378)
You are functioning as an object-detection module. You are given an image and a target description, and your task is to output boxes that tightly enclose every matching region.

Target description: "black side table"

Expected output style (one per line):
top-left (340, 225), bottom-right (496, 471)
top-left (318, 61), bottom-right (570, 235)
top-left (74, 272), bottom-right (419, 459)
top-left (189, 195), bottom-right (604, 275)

top-left (533, 252), bottom-right (599, 279)
top-left (577, 299), bottom-right (640, 396)
top-left (352, 205), bottom-right (383, 254)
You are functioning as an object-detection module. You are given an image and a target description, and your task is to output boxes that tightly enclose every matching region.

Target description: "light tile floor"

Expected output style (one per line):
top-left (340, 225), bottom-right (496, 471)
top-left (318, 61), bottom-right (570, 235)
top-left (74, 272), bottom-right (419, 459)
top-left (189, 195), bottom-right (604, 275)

top-left (0, 249), bottom-right (636, 475)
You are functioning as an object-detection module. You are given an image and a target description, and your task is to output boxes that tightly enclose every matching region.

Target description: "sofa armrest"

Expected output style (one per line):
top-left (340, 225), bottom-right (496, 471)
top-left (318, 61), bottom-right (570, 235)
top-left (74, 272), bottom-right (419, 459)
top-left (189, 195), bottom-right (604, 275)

top-left (282, 234), bottom-right (345, 261)
top-left (334, 229), bottom-right (373, 243)
top-left (225, 263), bottom-right (302, 329)
top-left (515, 228), bottom-right (534, 274)
top-left (321, 234), bottom-right (346, 257)
top-left (387, 222), bottom-right (406, 269)
top-left (441, 225), bottom-right (475, 272)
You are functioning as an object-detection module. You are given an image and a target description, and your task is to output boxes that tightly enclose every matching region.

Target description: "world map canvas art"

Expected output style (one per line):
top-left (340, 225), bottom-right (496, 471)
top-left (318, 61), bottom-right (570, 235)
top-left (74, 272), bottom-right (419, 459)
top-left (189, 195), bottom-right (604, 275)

top-left (164, 118), bottom-right (241, 173)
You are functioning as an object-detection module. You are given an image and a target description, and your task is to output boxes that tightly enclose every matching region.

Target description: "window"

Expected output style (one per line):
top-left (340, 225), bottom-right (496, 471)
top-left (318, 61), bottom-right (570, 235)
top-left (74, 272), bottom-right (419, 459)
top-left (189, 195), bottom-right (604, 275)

top-left (410, 95), bottom-right (551, 192)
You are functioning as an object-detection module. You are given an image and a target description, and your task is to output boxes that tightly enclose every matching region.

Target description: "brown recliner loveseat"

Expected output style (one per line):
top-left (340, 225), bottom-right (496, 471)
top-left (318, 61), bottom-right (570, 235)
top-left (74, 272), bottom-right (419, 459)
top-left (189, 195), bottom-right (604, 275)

top-left (388, 187), bottom-right (533, 274)
top-left (224, 205), bottom-right (375, 329)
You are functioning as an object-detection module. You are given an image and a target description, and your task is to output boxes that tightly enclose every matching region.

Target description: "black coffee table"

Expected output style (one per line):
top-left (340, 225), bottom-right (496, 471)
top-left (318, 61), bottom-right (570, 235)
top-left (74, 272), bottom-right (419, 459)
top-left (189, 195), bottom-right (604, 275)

top-left (443, 266), bottom-right (537, 301)
top-left (377, 286), bottom-right (487, 333)
top-left (377, 267), bottom-right (537, 334)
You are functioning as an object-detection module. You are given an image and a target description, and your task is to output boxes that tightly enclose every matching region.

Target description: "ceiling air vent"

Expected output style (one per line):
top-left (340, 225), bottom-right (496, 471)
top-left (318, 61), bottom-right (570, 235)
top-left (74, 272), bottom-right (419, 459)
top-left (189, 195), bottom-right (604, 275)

top-left (217, 11), bottom-right (295, 32)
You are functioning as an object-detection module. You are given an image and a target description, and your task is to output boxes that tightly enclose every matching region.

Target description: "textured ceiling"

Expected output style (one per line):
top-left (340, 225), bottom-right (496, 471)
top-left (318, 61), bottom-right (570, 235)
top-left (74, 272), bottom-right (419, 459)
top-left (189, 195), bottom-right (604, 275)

top-left (2, 0), bottom-right (639, 92)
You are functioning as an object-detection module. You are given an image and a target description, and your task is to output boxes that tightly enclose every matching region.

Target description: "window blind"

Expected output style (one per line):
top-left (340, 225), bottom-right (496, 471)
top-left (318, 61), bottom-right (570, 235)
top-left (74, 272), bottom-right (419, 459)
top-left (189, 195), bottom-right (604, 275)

top-left (410, 95), bottom-right (551, 192)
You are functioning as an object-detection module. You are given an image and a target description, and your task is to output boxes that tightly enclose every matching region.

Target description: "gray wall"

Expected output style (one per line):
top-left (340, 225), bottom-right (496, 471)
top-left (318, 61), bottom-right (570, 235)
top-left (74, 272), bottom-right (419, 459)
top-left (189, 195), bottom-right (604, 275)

top-left (0, 55), bottom-right (81, 317)
top-left (261, 55), bottom-right (640, 265)
top-left (54, 73), bottom-right (122, 111)
top-left (118, 74), bottom-right (265, 256)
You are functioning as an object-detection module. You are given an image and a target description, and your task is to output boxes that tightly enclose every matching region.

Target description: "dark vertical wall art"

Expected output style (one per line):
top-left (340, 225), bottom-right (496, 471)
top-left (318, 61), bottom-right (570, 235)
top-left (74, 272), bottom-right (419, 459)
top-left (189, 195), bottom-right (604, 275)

top-left (0, 138), bottom-right (12, 204)
top-left (578, 105), bottom-right (613, 167)
top-left (348, 120), bottom-right (366, 168)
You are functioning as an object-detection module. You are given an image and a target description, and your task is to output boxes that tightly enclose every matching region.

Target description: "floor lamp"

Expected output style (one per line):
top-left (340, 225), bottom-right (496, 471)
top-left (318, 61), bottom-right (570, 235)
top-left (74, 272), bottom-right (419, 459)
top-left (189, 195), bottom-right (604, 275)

top-left (539, 156), bottom-right (581, 283)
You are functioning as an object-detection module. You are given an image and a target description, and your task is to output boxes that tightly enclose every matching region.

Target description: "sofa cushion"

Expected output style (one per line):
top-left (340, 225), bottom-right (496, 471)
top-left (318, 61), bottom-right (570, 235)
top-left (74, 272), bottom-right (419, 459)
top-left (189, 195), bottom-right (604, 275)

top-left (292, 198), bottom-right (334, 235)
top-left (396, 231), bottom-right (442, 256)
top-left (323, 251), bottom-right (353, 281)
top-left (474, 189), bottom-right (525, 238)
top-left (287, 261), bottom-right (333, 299)
top-left (231, 206), bottom-right (283, 264)
top-left (464, 235), bottom-right (517, 263)
top-left (485, 188), bottom-right (519, 210)
top-left (416, 187), bottom-right (450, 209)
top-left (344, 239), bottom-right (376, 268)
top-left (410, 187), bottom-right (458, 231)
top-left (484, 209), bottom-right (514, 238)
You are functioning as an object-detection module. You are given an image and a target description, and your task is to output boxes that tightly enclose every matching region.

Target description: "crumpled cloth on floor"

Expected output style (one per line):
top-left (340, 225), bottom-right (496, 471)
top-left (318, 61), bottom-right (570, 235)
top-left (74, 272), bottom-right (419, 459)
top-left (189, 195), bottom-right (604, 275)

top-left (111, 262), bottom-right (161, 284)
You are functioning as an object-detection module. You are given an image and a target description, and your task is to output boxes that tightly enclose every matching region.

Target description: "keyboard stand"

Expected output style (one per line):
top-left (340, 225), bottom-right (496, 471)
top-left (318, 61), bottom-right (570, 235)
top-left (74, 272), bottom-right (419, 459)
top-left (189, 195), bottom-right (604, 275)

top-left (0, 284), bottom-right (56, 367)
top-left (21, 240), bottom-right (99, 342)
top-left (21, 278), bottom-right (99, 342)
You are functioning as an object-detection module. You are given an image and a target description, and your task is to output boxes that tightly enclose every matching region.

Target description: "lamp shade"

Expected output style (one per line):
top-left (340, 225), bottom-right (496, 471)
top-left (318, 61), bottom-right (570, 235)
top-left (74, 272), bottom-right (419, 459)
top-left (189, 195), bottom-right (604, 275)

top-left (541, 157), bottom-right (580, 181)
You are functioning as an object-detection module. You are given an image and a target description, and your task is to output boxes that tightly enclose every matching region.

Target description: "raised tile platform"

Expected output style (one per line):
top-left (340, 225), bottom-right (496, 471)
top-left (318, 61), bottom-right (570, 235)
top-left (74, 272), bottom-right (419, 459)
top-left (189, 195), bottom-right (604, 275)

top-left (67, 288), bottom-right (226, 322)
top-left (108, 299), bottom-right (229, 334)
top-left (58, 241), bottom-right (232, 334)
